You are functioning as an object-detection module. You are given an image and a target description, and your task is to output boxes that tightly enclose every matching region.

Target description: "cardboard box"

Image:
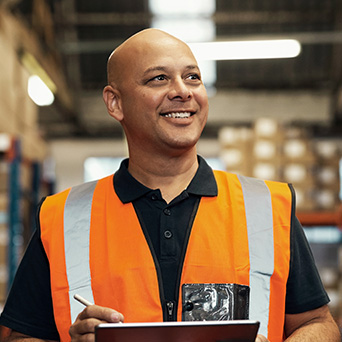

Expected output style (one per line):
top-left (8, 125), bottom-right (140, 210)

top-left (0, 225), bottom-right (8, 248)
top-left (283, 163), bottom-right (315, 185)
top-left (314, 140), bottom-right (340, 160)
top-left (252, 162), bottom-right (279, 181)
top-left (314, 188), bottom-right (340, 210)
top-left (0, 264), bottom-right (8, 303)
top-left (219, 127), bottom-right (254, 177)
top-left (220, 149), bottom-right (251, 176)
top-left (0, 193), bottom-right (7, 212)
top-left (254, 117), bottom-right (279, 138)
top-left (282, 138), bottom-right (315, 162)
top-left (220, 148), bottom-right (244, 168)
top-left (0, 163), bottom-right (9, 192)
top-left (20, 127), bottom-right (47, 161)
top-left (292, 186), bottom-right (317, 211)
top-left (314, 165), bottom-right (340, 187)
top-left (319, 267), bottom-right (339, 288)
top-left (218, 126), bottom-right (253, 148)
top-left (253, 139), bottom-right (278, 160)
top-left (0, 246), bottom-right (7, 264)
top-left (20, 160), bottom-right (32, 191)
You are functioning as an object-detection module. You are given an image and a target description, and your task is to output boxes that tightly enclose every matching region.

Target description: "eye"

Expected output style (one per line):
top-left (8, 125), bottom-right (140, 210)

top-left (150, 74), bottom-right (167, 82)
top-left (187, 73), bottom-right (201, 81)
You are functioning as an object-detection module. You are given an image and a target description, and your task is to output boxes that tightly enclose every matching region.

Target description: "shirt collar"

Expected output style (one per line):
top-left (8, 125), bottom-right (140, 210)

top-left (114, 155), bottom-right (218, 203)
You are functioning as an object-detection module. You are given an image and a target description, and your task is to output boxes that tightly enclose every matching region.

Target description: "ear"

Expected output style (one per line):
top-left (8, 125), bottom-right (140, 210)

top-left (103, 85), bottom-right (124, 122)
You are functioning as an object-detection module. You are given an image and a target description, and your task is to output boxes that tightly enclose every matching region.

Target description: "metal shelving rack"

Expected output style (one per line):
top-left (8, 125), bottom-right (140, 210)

top-left (7, 138), bottom-right (23, 288)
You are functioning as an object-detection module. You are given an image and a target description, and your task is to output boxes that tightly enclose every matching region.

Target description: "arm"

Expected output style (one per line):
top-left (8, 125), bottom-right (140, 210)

top-left (3, 330), bottom-right (56, 342)
top-left (254, 305), bottom-right (340, 342)
top-left (284, 305), bottom-right (340, 341)
top-left (0, 228), bottom-right (60, 341)
top-left (69, 305), bottom-right (124, 342)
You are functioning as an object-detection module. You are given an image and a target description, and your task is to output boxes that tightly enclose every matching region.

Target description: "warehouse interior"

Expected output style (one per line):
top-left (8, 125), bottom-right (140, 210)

top-left (0, 0), bottom-right (342, 334)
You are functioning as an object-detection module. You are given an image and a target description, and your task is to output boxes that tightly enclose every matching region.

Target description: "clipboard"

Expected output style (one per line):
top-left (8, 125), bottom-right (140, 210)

top-left (95, 320), bottom-right (260, 342)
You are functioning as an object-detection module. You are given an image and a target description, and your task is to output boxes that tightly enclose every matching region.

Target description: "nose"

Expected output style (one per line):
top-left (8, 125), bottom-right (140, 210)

top-left (168, 78), bottom-right (192, 101)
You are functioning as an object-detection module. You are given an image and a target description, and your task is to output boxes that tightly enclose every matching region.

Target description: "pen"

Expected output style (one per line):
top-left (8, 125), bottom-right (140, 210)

top-left (74, 293), bottom-right (94, 306)
top-left (74, 293), bottom-right (123, 323)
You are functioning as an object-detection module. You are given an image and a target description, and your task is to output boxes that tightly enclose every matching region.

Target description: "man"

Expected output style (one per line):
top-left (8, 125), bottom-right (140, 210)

top-left (0, 29), bottom-right (340, 342)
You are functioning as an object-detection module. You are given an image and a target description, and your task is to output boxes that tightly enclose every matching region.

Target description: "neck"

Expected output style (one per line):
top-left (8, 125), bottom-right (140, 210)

top-left (128, 148), bottom-right (199, 203)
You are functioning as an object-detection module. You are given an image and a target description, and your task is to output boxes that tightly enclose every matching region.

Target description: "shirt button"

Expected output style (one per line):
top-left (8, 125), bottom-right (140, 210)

top-left (164, 230), bottom-right (172, 239)
top-left (151, 194), bottom-right (157, 200)
top-left (163, 209), bottom-right (171, 216)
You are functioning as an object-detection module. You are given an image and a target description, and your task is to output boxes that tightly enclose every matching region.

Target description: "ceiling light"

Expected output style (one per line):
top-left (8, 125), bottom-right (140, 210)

top-left (149, 0), bottom-right (215, 16)
top-left (28, 75), bottom-right (55, 106)
top-left (189, 39), bottom-right (302, 61)
top-left (152, 18), bottom-right (215, 43)
top-left (20, 51), bottom-right (57, 93)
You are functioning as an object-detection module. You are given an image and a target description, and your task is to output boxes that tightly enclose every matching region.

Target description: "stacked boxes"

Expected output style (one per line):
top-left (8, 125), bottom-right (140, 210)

top-left (218, 118), bottom-right (342, 211)
top-left (313, 140), bottom-right (341, 210)
top-left (281, 128), bottom-right (317, 211)
top-left (252, 118), bottom-right (283, 181)
top-left (218, 126), bottom-right (253, 176)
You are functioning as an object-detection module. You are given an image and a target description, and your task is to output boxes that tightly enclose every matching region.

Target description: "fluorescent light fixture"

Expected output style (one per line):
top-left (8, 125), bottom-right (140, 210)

top-left (152, 18), bottom-right (215, 43)
top-left (189, 39), bottom-right (302, 61)
top-left (149, 0), bottom-right (217, 90)
top-left (28, 75), bottom-right (55, 106)
top-left (0, 133), bottom-right (11, 152)
top-left (149, 0), bottom-right (215, 16)
top-left (21, 52), bottom-right (57, 93)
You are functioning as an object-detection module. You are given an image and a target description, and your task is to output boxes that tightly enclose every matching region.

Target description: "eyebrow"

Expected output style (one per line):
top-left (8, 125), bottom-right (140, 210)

top-left (142, 65), bottom-right (200, 76)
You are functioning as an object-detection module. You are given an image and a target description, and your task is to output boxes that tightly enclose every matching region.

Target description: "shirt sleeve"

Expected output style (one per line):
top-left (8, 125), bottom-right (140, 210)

top-left (285, 216), bottom-right (330, 314)
top-left (0, 218), bottom-right (59, 340)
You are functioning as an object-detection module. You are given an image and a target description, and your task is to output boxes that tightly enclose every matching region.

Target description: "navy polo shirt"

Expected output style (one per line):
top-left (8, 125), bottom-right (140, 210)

top-left (114, 156), bottom-right (217, 301)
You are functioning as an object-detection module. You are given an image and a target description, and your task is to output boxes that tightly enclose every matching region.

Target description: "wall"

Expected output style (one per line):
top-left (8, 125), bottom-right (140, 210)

top-left (0, 9), bottom-right (48, 161)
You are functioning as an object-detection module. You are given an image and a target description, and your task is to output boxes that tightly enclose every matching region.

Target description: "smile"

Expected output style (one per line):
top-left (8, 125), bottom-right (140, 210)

top-left (161, 112), bottom-right (194, 119)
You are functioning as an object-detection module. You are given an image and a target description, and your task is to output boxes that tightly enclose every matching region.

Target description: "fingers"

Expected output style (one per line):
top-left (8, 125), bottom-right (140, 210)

top-left (70, 305), bottom-right (124, 342)
top-left (78, 305), bottom-right (124, 323)
top-left (255, 334), bottom-right (269, 342)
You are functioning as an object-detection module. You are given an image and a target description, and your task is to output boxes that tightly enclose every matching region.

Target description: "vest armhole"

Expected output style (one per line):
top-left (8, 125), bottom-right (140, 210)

top-left (287, 183), bottom-right (296, 225)
top-left (35, 196), bottom-right (47, 239)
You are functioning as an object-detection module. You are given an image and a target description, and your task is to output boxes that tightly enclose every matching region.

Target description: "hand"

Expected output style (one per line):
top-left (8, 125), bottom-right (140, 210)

top-left (69, 304), bottom-right (124, 342)
top-left (255, 334), bottom-right (269, 342)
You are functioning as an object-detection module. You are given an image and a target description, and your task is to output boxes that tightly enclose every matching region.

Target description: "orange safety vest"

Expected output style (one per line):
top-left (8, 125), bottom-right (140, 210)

top-left (40, 171), bottom-right (292, 342)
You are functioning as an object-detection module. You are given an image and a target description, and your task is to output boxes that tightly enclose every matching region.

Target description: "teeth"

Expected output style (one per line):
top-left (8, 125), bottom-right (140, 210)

top-left (163, 112), bottom-right (191, 118)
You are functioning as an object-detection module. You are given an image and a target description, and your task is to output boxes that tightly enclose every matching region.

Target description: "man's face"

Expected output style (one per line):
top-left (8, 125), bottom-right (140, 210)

top-left (115, 33), bottom-right (209, 156)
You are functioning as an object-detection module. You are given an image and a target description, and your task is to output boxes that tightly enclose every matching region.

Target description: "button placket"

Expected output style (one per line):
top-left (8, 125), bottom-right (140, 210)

top-left (160, 207), bottom-right (175, 257)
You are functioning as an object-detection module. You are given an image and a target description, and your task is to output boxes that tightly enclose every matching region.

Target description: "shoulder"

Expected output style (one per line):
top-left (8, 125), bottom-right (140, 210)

top-left (41, 176), bottom-right (113, 210)
top-left (213, 170), bottom-right (292, 194)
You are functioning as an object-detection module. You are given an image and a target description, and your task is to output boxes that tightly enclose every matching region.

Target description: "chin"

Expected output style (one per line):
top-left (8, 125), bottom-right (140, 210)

top-left (166, 138), bottom-right (199, 151)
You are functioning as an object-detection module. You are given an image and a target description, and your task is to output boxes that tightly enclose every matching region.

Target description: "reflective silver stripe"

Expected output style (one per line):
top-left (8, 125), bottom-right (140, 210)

top-left (238, 175), bottom-right (274, 337)
top-left (64, 181), bottom-right (97, 323)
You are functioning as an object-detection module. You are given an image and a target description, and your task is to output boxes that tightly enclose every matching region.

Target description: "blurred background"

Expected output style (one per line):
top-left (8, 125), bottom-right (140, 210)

top-left (0, 0), bottom-right (342, 331)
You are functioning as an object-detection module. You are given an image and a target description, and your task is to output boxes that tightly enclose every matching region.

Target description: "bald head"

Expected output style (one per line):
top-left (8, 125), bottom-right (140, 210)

top-left (106, 29), bottom-right (197, 87)
top-left (102, 27), bottom-right (209, 159)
